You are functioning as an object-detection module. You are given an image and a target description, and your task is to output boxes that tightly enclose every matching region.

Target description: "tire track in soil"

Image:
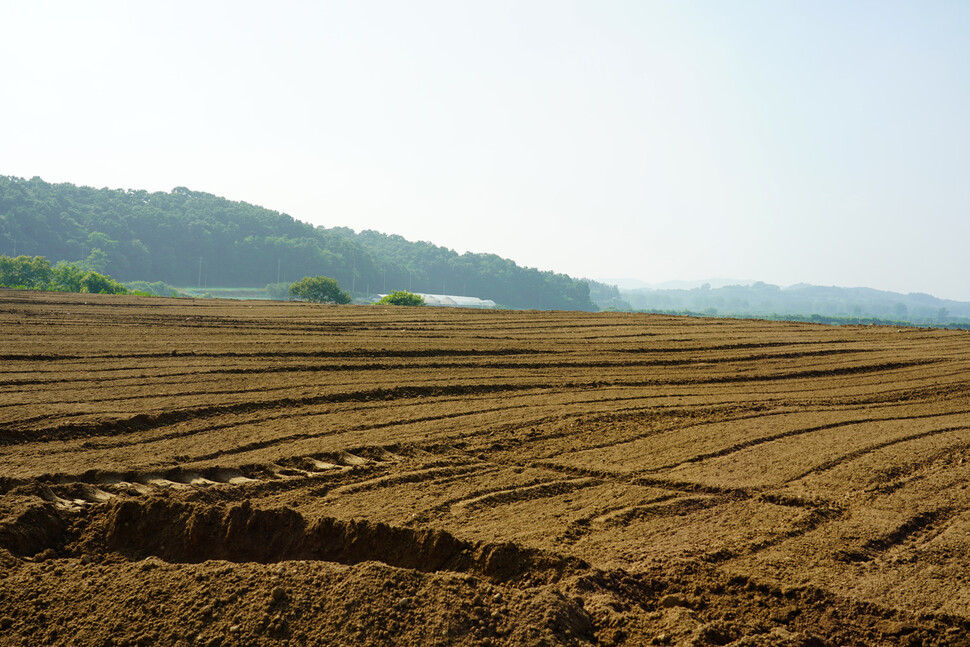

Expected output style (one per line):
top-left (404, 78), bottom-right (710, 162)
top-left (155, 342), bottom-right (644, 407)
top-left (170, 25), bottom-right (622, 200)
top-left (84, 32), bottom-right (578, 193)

top-left (321, 464), bottom-right (491, 497)
top-left (40, 396), bottom-right (548, 456)
top-left (4, 443), bottom-right (434, 501)
top-left (778, 380), bottom-right (970, 408)
top-left (511, 461), bottom-right (762, 540)
top-left (447, 478), bottom-right (602, 513)
top-left (18, 392), bottom-right (788, 468)
top-left (531, 407), bottom-right (810, 464)
top-left (861, 442), bottom-right (970, 498)
top-left (778, 363), bottom-right (970, 393)
top-left (530, 406), bottom-right (861, 468)
top-left (705, 501), bottom-right (848, 564)
top-left (0, 348), bottom-right (546, 361)
top-left (0, 382), bottom-right (341, 412)
top-left (641, 409), bottom-right (970, 474)
top-left (16, 392), bottom-right (723, 477)
top-left (0, 382), bottom-right (555, 445)
top-left (396, 465), bottom-right (605, 525)
top-left (186, 406), bottom-right (590, 464)
top-left (834, 506), bottom-right (962, 564)
top-left (0, 353), bottom-right (935, 394)
top-left (586, 494), bottom-right (716, 529)
top-left (786, 424), bottom-right (970, 483)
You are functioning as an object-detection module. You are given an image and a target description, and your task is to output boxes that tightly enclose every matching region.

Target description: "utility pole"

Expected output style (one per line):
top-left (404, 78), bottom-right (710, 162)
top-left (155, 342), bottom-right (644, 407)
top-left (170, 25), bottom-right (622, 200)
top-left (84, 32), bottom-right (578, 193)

top-left (352, 263), bottom-right (356, 295)
top-left (277, 259), bottom-right (281, 284)
top-left (198, 257), bottom-right (203, 290)
top-left (383, 267), bottom-right (386, 293)
top-left (408, 270), bottom-right (412, 292)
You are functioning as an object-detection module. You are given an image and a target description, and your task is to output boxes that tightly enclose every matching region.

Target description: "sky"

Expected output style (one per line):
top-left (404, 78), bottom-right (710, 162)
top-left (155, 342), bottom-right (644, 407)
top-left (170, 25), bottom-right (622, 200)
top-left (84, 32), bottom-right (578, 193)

top-left (3, 1), bottom-right (969, 300)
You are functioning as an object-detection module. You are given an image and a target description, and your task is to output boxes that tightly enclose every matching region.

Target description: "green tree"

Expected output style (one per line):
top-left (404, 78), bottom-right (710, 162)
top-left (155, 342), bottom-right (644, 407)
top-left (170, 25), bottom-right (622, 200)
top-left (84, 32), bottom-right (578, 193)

top-left (51, 262), bottom-right (85, 292)
top-left (86, 231), bottom-right (118, 253)
top-left (376, 290), bottom-right (424, 306)
top-left (0, 254), bottom-right (132, 295)
top-left (79, 271), bottom-right (127, 294)
top-left (289, 275), bottom-right (351, 304)
top-left (0, 255), bottom-right (53, 288)
top-left (81, 247), bottom-right (110, 273)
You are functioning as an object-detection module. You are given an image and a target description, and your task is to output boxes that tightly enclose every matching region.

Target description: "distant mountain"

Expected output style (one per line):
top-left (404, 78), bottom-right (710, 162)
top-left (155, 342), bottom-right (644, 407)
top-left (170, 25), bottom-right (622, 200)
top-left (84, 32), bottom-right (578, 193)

top-left (606, 280), bottom-right (970, 327)
top-left (0, 175), bottom-right (595, 311)
top-left (598, 277), bottom-right (754, 291)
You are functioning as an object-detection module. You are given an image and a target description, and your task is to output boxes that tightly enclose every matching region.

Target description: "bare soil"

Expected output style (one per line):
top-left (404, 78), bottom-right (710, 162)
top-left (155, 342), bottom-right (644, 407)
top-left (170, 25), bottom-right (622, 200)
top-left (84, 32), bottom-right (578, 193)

top-left (3, 289), bottom-right (970, 646)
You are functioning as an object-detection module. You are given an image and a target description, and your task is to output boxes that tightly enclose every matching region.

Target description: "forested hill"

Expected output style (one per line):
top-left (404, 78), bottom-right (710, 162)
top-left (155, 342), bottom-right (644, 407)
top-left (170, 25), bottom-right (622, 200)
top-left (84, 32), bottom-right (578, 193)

top-left (0, 176), bottom-right (595, 310)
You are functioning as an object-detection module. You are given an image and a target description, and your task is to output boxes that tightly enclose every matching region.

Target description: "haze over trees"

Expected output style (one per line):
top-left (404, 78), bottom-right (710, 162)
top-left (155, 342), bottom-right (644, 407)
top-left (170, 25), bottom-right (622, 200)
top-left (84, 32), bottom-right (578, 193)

top-left (0, 176), bottom-right (595, 311)
top-left (606, 282), bottom-right (970, 327)
top-left (6, 175), bottom-right (970, 324)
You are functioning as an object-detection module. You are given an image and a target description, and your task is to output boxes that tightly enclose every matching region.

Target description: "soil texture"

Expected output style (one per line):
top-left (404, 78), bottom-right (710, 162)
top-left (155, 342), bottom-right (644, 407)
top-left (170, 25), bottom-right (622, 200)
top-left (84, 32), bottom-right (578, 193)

top-left (3, 290), bottom-right (970, 645)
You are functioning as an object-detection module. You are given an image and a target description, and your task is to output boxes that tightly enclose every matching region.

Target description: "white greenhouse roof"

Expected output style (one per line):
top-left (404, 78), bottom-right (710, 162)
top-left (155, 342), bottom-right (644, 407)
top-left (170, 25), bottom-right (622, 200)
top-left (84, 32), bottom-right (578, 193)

top-left (375, 293), bottom-right (497, 308)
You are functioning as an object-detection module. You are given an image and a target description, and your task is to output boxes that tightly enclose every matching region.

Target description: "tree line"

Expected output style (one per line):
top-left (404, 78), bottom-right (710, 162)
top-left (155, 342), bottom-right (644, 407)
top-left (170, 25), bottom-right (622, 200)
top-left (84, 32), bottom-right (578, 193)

top-left (0, 176), bottom-right (596, 310)
top-left (0, 254), bottom-right (134, 295)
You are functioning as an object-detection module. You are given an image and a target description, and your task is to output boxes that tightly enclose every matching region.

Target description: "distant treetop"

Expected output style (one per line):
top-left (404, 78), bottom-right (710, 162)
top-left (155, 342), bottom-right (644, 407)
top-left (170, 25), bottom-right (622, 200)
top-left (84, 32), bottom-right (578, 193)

top-left (288, 275), bottom-right (351, 304)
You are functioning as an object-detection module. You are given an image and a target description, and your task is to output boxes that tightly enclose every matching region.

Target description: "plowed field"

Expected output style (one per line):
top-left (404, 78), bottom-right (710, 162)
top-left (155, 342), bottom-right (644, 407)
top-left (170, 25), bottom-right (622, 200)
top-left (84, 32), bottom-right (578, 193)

top-left (3, 290), bottom-right (970, 646)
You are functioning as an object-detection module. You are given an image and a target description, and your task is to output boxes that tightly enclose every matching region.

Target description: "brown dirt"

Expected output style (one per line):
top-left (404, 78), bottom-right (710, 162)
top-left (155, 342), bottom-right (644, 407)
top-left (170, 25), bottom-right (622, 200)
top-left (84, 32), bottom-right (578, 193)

top-left (3, 289), bottom-right (970, 645)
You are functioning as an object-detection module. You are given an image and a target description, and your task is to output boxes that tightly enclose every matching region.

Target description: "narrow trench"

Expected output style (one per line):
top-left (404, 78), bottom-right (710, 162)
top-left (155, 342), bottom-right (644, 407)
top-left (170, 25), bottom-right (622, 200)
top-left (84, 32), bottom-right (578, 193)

top-left (10, 499), bottom-right (587, 586)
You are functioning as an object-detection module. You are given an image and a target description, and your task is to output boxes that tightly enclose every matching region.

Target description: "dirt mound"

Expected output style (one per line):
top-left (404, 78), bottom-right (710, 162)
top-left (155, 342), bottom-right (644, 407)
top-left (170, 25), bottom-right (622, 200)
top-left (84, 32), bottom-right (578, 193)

top-left (71, 498), bottom-right (586, 585)
top-left (0, 554), bottom-right (597, 646)
top-left (1, 498), bottom-right (601, 646)
top-left (0, 495), bottom-right (67, 558)
top-left (4, 494), bottom-right (964, 646)
top-left (4, 492), bottom-right (969, 645)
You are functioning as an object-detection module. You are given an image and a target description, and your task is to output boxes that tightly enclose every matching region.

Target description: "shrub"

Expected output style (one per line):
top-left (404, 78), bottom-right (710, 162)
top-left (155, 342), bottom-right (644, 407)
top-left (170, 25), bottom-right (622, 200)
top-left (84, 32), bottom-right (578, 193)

top-left (125, 280), bottom-right (185, 297)
top-left (377, 291), bottom-right (424, 306)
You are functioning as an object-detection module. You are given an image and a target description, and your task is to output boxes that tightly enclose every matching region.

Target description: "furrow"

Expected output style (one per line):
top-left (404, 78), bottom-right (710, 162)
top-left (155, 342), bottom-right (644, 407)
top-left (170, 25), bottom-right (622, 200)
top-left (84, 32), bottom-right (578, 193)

top-left (789, 425), bottom-right (970, 482)
top-left (450, 478), bottom-right (601, 512)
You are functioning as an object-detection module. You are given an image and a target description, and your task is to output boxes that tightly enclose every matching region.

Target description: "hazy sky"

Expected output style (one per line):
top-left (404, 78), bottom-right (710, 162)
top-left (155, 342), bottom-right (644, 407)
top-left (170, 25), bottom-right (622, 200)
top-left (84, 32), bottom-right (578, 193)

top-left (4, 1), bottom-right (969, 299)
